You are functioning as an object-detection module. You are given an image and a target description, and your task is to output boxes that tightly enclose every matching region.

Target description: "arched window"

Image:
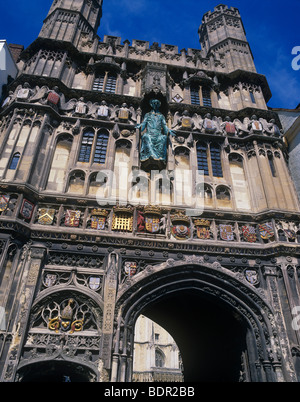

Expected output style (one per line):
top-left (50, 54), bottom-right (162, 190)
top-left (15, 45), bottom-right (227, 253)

top-left (210, 144), bottom-right (223, 177)
top-left (216, 185), bottom-right (232, 208)
top-left (196, 183), bottom-right (214, 209)
top-left (268, 154), bottom-right (277, 177)
top-left (155, 349), bottom-right (165, 368)
top-left (196, 142), bottom-right (209, 176)
top-left (93, 130), bottom-right (109, 164)
top-left (78, 131), bottom-right (94, 163)
top-left (67, 170), bottom-right (85, 194)
top-left (8, 153), bottom-right (20, 170)
top-left (250, 91), bottom-right (256, 104)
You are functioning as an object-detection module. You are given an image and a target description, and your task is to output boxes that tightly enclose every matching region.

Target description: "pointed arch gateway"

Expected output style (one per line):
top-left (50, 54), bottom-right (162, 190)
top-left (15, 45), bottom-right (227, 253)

top-left (113, 257), bottom-right (283, 383)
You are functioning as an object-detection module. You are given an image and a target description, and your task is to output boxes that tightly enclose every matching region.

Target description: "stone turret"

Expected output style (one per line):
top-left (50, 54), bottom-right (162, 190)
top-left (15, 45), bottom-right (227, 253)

top-left (38, 0), bottom-right (103, 48)
top-left (198, 4), bottom-right (256, 73)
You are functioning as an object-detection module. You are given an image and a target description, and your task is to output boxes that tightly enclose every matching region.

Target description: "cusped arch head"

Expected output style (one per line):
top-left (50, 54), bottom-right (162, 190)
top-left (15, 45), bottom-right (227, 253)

top-left (116, 256), bottom-right (274, 342)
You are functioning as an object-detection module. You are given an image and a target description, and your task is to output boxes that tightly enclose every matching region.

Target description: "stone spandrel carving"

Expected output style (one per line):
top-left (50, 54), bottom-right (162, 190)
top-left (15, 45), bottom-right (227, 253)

top-left (30, 297), bottom-right (101, 335)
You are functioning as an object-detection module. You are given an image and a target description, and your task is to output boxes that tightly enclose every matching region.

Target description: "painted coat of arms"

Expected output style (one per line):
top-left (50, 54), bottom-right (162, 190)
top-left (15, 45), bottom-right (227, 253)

top-left (0, 195), bottom-right (10, 212)
top-left (259, 223), bottom-right (274, 240)
top-left (20, 199), bottom-right (34, 220)
top-left (124, 262), bottom-right (137, 277)
top-left (43, 273), bottom-right (57, 288)
top-left (65, 209), bottom-right (81, 227)
top-left (145, 216), bottom-right (160, 233)
top-left (219, 224), bottom-right (234, 241)
top-left (171, 212), bottom-right (191, 240)
top-left (193, 219), bottom-right (211, 240)
top-left (38, 208), bottom-right (55, 225)
top-left (89, 277), bottom-right (101, 291)
top-left (241, 225), bottom-right (257, 243)
top-left (90, 209), bottom-right (108, 230)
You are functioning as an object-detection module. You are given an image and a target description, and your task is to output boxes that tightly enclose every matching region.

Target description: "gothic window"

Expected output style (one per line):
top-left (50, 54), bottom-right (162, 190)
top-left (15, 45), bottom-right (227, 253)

top-left (78, 131), bottom-right (94, 163)
top-left (196, 142), bottom-right (209, 176)
top-left (93, 130), bottom-right (109, 164)
top-left (210, 144), bottom-right (223, 177)
top-left (8, 153), bottom-right (20, 170)
top-left (250, 91), bottom-right (256, 104)
top-left (93, 72), bottom-right (117, 93)
top-left (268, 155), bottom-right (277, 177)
top-left (155, 349), bottom-right (165, 368)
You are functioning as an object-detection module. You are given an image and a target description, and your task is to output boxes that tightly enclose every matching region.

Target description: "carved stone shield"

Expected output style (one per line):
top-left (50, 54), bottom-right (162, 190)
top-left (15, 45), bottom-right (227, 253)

top-left (47, 92), bottom-right (60, 105)
top-left (44, 273), bottom-right (57, 288)
top-left (118, 109), bottom-right (129, 120)
top-left (124, 262), bottom-right (137, 277)
top-left (89, 277), bottom-right (101, 291)
top-left (225, 122), bottom-right (236, 134)
top-left (182, 117), bottom-right (192, 128)
top-left (17, 88), bottom-right (30, 99)
top-left (245, 270), bottom-right (259, 285)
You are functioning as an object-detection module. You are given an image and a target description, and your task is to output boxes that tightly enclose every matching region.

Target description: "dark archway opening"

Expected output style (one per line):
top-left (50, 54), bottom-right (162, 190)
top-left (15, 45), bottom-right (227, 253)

top-left (18, 361), bottom-right (94, 382)
top-left (141, 289), bottom-right (248, 382)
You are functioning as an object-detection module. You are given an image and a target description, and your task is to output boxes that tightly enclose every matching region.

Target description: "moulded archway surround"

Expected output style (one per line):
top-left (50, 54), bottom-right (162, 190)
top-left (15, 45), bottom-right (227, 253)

top-left (113, 256), bottom-right (284, 382)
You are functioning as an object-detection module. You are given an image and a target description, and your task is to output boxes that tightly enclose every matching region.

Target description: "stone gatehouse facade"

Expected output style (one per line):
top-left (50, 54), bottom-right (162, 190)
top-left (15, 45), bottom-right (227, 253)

top-left (0, 0), bottom-right (300, 382)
